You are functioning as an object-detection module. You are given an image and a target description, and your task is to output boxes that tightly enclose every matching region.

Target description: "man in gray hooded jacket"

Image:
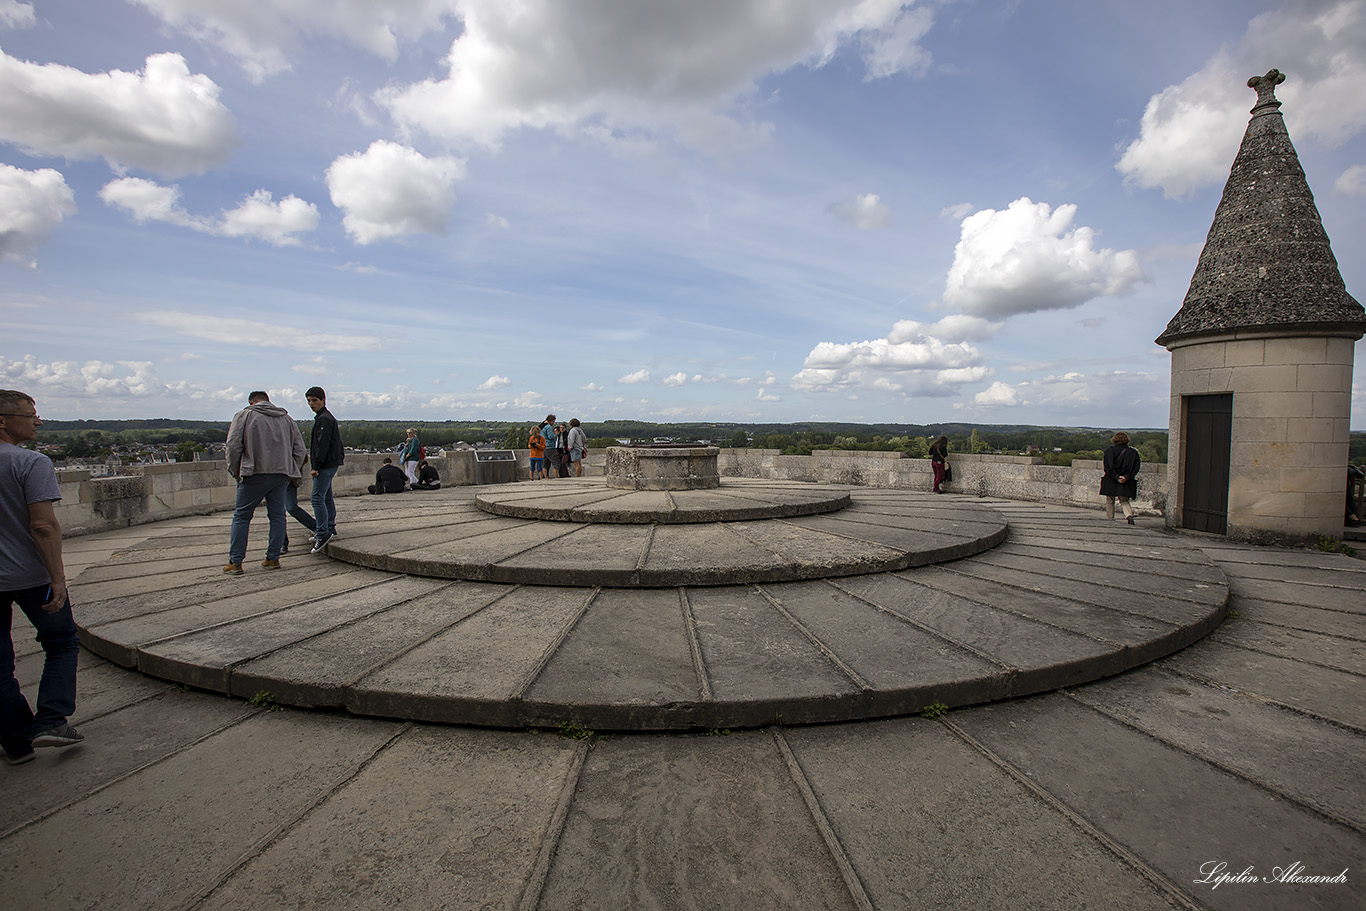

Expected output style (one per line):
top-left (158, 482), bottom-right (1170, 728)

top-left (224, 391), bottom-right (307, 574)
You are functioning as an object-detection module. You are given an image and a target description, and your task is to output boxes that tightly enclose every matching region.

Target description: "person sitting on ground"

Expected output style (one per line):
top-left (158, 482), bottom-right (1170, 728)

top-left (369, 457), bottom-right (408, 494)
top-left (413, 459), bottom-right (441, 490)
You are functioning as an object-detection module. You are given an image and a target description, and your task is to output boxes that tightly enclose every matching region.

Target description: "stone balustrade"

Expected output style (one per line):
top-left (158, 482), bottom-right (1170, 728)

top-left (52, 447), bottom-right (1166, 537)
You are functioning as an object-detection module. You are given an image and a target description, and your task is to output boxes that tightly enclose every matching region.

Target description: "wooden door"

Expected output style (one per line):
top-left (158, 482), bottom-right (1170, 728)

top-left (1182, 393), bottom-right (1232, 534)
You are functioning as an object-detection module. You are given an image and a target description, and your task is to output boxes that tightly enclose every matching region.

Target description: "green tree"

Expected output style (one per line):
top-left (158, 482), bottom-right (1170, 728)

top-left (173, 440), bottom-right (204, 462)
top-left (969, 429), bottom-right (988, 453)
top-left (729, 429), bottom-right (750, 449)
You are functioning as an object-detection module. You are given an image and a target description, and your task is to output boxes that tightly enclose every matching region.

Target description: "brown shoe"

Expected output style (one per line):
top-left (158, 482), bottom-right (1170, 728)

top-left (260, 559), bottom-right (281, 570)
top-left (223, 563), bottom-right (244, 575)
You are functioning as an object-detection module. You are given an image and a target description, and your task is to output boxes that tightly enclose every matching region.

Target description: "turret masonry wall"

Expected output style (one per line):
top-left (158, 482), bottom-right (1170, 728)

top-left (1168, 335), bottom-right (1356, 541)
top-left (51, 448), bottom-right (1168, 537)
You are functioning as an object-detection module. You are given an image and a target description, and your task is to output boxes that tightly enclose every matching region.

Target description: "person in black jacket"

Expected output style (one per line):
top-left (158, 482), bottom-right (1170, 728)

top-left (369, 458), bottom-right (408, 494)
top-left (305, 387), bottom-right (343, 552)
top-left (412, 459), bottom-right (441, 490)
top-left (1100, 431), bottom-right (1141, 525)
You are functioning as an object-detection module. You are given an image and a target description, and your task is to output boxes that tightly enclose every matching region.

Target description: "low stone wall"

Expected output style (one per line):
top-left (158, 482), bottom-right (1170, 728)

top-left (51, 448), bottom-right (1164, 537)
top-left (55, 453), bottom-right (462, 537)
top-left (716, 449), bottom-right (1168, 515)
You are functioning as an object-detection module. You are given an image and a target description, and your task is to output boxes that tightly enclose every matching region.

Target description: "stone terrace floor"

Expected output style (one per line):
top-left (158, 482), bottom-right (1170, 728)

top-left (4, 494), bottom-right (1364, 911)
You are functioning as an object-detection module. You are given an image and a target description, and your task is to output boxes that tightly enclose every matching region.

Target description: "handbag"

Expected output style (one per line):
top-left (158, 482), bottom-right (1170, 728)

top-left (944, 464), bottom-right (953, 483)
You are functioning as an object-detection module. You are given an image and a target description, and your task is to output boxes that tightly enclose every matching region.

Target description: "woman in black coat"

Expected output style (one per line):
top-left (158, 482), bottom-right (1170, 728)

top-left (929, 436), bottom-right (949, 494)
top-left (1100, 432), bottom-right (1141, 525)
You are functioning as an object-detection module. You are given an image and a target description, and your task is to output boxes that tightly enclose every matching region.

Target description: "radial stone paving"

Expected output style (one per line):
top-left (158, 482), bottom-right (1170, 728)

top-left (73, 483), bottom-right (1229, 731)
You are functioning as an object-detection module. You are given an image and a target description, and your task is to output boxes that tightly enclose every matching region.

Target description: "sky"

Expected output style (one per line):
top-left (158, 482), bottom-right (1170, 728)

top-left (1, 0), bottom-right (1364, 429)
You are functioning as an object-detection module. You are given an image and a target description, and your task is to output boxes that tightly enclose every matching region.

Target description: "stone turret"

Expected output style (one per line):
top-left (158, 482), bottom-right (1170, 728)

top-left (1160, 70), bottom-right (1364, 542)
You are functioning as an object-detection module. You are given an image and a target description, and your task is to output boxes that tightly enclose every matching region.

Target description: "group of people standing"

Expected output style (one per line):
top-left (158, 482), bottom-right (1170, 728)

top-left (929, 431), bottom-right (1143, 525)
top-left (528, 415), bottom-right (587, 479)
top-left (224, 386), bottom-right (342, 574)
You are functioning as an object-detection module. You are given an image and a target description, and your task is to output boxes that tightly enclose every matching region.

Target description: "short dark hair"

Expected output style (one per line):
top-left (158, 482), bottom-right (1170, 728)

top-left (383, 457), bottom-right (392, 464)
top-left (248, 391), bottom-right (270, 403)
top-left (0, 389), bottom-right (35, 412)
top-left (305, 386), bottom-right (326, 400)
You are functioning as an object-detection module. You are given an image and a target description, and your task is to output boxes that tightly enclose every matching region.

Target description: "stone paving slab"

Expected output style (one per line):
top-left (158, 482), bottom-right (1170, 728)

top-left (7, 508), bottom-right (1363, 911)
top-left (781, 719), bottom-right (1179, 910)
top-left (950, 694), bottom-right (1366, 911)
top-left (194, 726), bottom-right (585, 911)
top-left (1066, 669), bottom-right (1366, 830)
top-left (538, 732), bottom-right (858, 911)
top-left (0, 711), bottom-right (404, 911)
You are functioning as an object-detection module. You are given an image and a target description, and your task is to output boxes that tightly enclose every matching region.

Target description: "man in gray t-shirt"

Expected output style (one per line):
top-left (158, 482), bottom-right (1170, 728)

top-left (1, 389), bottom-right (84, 765)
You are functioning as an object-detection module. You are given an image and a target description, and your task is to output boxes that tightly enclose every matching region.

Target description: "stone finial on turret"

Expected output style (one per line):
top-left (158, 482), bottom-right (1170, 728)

top-left (1247, 67), bottom-right (1285, 112)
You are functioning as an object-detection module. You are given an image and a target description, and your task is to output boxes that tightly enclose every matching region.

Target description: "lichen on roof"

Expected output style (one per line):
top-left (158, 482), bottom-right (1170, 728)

top-left (1156, 69), bottom-right (1365, 347)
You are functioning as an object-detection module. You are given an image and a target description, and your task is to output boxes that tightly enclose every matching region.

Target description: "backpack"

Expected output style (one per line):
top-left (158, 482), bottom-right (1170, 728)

top-left (529, 429), bottom-right (545, 449)
top-left (418, 445), bottom-right (425, 460)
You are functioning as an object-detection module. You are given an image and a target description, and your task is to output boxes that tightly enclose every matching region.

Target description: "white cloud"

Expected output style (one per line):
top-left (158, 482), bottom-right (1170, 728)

top-left (0, 164), bottom-right (77, 267)
top-left (581, 381), bottom-right (604, 392)
top-left (940, 202), bottom-right (973, 220)
top-left (0, 354), bottom-right (240, 405)
top-left (1335, 163), bottom-right (1366, 197)
top-left (291, 357), bottom-right (330, 377)
top-left (326, 140), bottom-right (464, 244)
top-left (486, 213), bottom-right (510, 229)
top-left (477, 375), bottom-right (511, 390)
top-left (618, 369), bottom-right (651, 384)
top-left (942, 197), bottom-right (1143, 319)
top-left (1116, 0), bottom-right (1366, 198)
top-left (129, 0), bottom-right (463, 81)
top-left (378, 0), bottom-right (933, 152)
top-left (1, 1), bottom-right (35, 28)
top-left (827, 192), bottom-right (892, 229)
top-left (791, 328), bottom-right (988, 395)
top-left (99, 178), bottom-right (319, 246)
top-left (973, 381), bottom-right (1024, 407)
top-left (0, 50), bottom-right (236, 177)
top-left (219, 189), bottom-right (320, 244)
top-left (888, 314), bottom-right (1001, 344)
top-left (662, 371), bottom-right (687, 386)
top-left (137, 311), bottom-right (382, 352)
top-left (757, 387), bottom-right (781, 401)
top-left (338, 261), bottom-right (378, 274)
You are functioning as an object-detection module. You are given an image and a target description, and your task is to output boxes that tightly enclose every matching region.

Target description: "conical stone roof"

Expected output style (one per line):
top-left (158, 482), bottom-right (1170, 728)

top-left (1156, 69), bottom-right (1365, 347)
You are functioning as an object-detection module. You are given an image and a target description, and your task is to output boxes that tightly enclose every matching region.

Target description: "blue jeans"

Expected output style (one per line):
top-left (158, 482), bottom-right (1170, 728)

top-left (228, 473), bottom-right (289, 564)
top-left (285, 482), bottom-right (316, 533)
top-left (310, 466), bottom-right (339, 538)
top-left (1, 585), bottom-right (80, 752)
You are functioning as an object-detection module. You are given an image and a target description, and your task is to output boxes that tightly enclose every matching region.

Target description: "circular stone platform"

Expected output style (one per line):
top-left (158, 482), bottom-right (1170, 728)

top-left (475, 478), bottom-right (851, 524)
top-left (71, 488), bottom-right (1229, 732)
top-left (357, 479), bottom-right (1003, 586)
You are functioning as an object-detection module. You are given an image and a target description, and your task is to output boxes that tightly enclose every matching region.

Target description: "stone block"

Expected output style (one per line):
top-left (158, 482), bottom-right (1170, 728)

top-left (1284, 417), bottom-right (1335, 442)
top-left (1262, 336), bottom-right (1328, 366)
top-left (1277, 467), bottom-right (1339, 494)
top-left (1223, 339), bottom-right (1266, 367)
top-left (1296, 364), bottom-right (1352, 393)
top-left (1234, 391), bottom-right (1312, 419)
top-left (1311, 391), bottom-right (1352, 418)
top-left (1229, 490), bottom-right (1306, 520)
top-left (1173, 343), bottom-right (1226, 371)
top-left (1228, 364), bottom-right (1298, 393)
top-left (1231, 440), bottom-right (1314, 469)
top-left (1231, 416), bottom-right (1288, 442)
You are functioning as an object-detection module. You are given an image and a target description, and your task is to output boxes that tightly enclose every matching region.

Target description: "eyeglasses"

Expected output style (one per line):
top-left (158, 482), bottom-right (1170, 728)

top-left (0, 413), bottom-right (39, 420)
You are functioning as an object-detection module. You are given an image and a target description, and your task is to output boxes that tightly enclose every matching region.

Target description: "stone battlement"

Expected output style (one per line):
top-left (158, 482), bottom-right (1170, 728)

top-left (52, 448), bottom-right (1166, 537)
